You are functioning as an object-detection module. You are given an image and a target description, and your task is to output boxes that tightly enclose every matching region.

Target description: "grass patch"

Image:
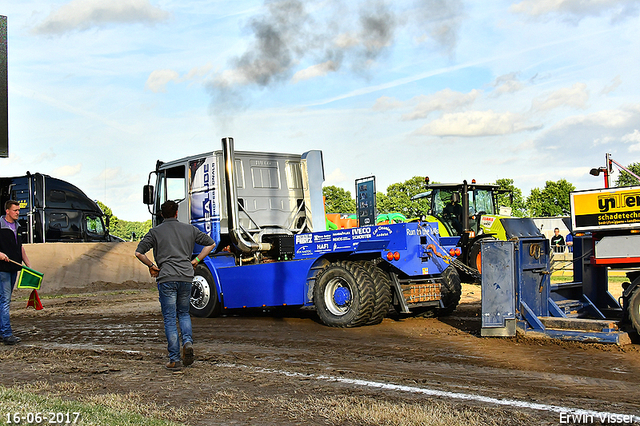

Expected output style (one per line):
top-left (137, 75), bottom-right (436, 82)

top-left (0, 385), bottom-right (183, 426)
top-left (206, 390), bottom-right (533, 426)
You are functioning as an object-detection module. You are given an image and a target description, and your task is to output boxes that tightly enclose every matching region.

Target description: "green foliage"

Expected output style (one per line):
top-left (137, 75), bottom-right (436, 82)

top-left (525, 179), bottom-right (575, 217)
top-left (494, 178), bottom-right (526, 217)
top-left (323, 186), bottom-right (356, 213)
top-left (377, 176), bottom-right (429, 218)
top-left (97, 200), bottom-right (152, 241)
top-left (615, 162), bottom-right (640, 187)
top-left (1, 385), bottom-right (180, 426)
top-left (111, 219), bottom-right (152, 241)
top-left (325, 176), bottom-right (580, 221)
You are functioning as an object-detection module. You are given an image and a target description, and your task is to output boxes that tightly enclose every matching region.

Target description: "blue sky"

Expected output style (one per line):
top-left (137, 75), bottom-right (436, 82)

top-left (2, 0), bottom-right (640, 221)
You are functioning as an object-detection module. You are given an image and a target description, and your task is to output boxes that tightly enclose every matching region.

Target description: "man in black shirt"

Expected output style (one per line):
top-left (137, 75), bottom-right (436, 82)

top-left (136, 201), bottom-right (216, 370)
top-left (550, 227), bottom-right (565, 253)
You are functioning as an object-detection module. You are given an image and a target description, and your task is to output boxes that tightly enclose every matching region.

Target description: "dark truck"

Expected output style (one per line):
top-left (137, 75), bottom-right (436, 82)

top-left (0, 172), bottom-right (111, 243)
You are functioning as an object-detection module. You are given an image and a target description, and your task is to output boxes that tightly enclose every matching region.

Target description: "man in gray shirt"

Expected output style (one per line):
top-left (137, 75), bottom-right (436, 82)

top-left (136, 200), bottom-right (216, 370)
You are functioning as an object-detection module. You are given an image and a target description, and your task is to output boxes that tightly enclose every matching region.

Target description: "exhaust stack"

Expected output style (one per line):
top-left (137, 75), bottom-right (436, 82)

top-left (222, 137), bottom-right (271, 254)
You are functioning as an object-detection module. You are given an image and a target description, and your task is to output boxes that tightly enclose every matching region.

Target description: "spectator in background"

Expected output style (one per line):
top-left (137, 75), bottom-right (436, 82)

top-left (565, 232), bottom-right (573, 253)
top-left (550, 227), bottom-right (565, 253)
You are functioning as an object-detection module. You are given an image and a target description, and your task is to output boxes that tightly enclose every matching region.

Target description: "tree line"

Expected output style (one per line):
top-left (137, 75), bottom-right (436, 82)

top-left (97, 201), bottom-right (152, 241)
top-left (324, 162), bottom-right (640, 218)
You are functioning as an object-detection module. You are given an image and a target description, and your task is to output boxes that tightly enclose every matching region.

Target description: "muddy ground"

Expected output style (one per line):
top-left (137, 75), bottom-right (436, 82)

top-left (1, 284), bottom-right (639, 426)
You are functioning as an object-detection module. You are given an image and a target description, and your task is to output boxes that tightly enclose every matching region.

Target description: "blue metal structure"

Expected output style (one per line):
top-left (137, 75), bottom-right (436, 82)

top-left (201, 222), bottom-right (451, 310)
top-left (481, 219), bottom-right (630, 344)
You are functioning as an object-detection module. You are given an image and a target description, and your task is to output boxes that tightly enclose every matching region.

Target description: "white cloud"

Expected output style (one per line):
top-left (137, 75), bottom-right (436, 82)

top-left (32, 0), bottom-right (170, 35)
top-left (33, 150), bottom-right (57, 164)
top-left (593, 135), bottom-right (616, 146)
top-left (183, 64), bottom-right (213, 81)
top-left (526, 105), bottom-right (640, 161)
top-left (561, 107), bottom-right (635, 129)
top-left (417, 110), bottom-right (540, 136)
top-left (146, 65), bottom-right (213, 92)
top-left (510, 0), bottom-right (640, 23)
top-left (292, 61), bottom-right (339, 83)
top-left (325, 168), bottom-right (348, 186)
top-left (492, 72), bottom-right (526, 96)
top-left (52, 163), bottom-right (82, 178)
top-left (622, 129), bottom-right (640, 143)
top-left (601, 75), bottom-right (622, 95)
top-left (622, 129), bottom-right (640, 151)
top-left (145, 69), bottom-right (180, 93)
top-left (372, 96), bottom-right (404, 111)
top-left (402, 89), bottom-right (481, 120)
top-left (532, 83), bottom-right (589, 111)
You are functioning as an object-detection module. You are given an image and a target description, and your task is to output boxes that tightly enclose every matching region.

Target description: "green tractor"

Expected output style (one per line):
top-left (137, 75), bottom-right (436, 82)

top-left (412, 179), bottom-right (513, 282)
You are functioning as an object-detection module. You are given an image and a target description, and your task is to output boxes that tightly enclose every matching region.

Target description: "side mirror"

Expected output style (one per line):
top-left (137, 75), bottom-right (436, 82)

top-left (143, 185), bottom-right (154, 205)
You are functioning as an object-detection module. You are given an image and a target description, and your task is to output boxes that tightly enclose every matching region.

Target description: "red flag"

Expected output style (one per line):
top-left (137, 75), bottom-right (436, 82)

top-left (26, 289), bottom-right (43, 310)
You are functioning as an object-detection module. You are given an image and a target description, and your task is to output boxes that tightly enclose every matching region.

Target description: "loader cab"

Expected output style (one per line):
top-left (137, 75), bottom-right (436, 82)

top-left (413, 181), bottom-right (500, 237)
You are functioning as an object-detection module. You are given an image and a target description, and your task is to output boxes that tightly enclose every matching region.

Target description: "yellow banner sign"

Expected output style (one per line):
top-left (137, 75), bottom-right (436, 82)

top-left (571, 186), bottom-right (640, 231)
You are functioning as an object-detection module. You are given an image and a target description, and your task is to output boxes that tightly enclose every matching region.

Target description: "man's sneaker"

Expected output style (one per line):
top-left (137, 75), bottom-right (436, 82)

top-left (182, 342), bottom-right (194, 367)
top-left (165, 361), bottom-right (182, 371)
top-left (3, 336), bottom-right (21, 345)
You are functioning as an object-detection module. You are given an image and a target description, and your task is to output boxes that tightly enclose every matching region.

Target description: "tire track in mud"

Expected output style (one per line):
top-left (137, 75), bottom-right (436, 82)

top-left (7, 292), bottom-right (640, 424)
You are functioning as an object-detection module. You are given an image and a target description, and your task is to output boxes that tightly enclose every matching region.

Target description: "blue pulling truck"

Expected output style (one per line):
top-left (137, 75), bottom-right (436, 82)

top-left (143, 138), bottom-right (461, 327)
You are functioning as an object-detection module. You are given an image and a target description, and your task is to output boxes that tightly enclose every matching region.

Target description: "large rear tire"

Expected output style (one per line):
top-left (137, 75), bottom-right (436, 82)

top-left (439, 265), bottom-right (462, 316)
top-left (314, 261), bottom-right (375, 327)
top-left (360, 262), bottom-right (392, 325)
top-left (190, 264), bottom-right (221, 318)
top-left (467, 240), bottom-right (482, 274)
top-left (629, 287), bottom-right (640, 335)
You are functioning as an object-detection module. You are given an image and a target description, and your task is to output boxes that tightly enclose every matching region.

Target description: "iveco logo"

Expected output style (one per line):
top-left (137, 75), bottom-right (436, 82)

top-left (251, 160), bottom-right (277, 167)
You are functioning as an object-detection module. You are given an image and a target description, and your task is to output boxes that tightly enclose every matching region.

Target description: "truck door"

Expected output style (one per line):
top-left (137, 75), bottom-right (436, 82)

top-left (154, 164), bottom-right (188, 225)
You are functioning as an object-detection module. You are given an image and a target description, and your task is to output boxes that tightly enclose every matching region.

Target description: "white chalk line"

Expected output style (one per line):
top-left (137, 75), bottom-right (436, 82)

top-left (217, 363), bottom-right (640, 422)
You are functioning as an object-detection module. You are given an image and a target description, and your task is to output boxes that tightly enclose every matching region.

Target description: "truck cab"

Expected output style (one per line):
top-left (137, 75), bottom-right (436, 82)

top-left (0, 173), bottom-right (110, 243)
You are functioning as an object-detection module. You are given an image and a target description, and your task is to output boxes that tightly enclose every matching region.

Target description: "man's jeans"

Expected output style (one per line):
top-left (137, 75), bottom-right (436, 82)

top-left (0, 271), bottom-right (17, 338)
top-left (158, 281), bottom-right (193, 362)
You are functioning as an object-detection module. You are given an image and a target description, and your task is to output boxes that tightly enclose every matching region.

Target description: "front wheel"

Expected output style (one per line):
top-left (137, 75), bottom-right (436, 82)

top-left (190, 264), bottom-right (221, 318)
top-left (314, 261), bottom-right (375, 327)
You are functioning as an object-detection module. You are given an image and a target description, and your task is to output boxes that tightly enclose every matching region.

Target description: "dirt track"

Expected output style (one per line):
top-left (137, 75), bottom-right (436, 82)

top-left (1, 286), bottom-right (639, 426)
